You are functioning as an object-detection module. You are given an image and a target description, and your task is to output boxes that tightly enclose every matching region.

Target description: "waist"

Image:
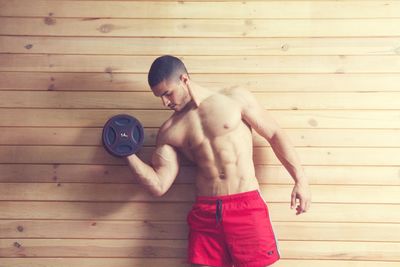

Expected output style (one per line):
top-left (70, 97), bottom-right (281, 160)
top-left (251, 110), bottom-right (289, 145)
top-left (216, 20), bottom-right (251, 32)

top-left (195, 189), bottom-right (262, 203)
top-left (195, 174), bottom-right (260, 197)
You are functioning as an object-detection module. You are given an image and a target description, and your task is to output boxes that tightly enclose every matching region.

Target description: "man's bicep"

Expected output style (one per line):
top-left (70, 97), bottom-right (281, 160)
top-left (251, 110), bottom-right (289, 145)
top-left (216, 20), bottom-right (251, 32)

top-left (243, 107), bottom-right (277, 140)
top-left (151, 144), bottom-right (179, 192)
top-left (239, 90), bottom-right (280, 141)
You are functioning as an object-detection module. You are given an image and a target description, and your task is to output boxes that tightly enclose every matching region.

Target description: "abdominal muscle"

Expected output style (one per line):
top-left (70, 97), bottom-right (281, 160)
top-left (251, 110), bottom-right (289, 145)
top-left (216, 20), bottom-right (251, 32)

top-left (191, 123), bottom-right (260, 197)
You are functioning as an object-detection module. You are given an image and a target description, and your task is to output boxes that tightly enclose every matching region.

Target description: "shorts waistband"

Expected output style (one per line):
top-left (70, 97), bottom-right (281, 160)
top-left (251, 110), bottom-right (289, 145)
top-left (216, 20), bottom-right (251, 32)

top-left (195, 190), bottom-right (261, 203)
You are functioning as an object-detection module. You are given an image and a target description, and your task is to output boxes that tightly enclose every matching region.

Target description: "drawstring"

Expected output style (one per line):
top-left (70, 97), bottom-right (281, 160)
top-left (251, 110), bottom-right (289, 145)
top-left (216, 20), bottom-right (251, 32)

top-left (216, 199), bottom-right (223, 225)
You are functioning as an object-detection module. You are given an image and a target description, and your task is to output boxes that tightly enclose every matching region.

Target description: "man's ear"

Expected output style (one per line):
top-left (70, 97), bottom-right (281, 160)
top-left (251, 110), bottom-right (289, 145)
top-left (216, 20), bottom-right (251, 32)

top-left (180, 73), bottom-right (197, 105)
top-left (179, 73), bottom-right (190, 85)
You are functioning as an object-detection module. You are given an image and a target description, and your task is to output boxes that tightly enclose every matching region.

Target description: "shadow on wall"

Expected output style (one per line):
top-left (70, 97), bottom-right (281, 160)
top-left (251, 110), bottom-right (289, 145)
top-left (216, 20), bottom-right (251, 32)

top-left (0, 71), bottom-right (189, 259)
top-left (62, 106), bottom-right (190, 259)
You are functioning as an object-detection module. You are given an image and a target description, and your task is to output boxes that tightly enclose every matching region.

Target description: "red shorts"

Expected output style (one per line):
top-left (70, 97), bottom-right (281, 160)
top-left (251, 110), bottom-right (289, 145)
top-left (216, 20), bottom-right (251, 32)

top-left (187, 190), bottom-right (280, 267)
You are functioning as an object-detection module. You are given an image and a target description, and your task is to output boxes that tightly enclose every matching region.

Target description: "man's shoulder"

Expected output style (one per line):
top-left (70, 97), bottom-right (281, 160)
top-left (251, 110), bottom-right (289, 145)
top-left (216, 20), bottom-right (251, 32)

top-left (155, 114), bottom-right (173, 145)
top-left (159, 116), bottom-right (172, 132)
top-left (219, 86), bottom-right (254, 106)
top-left (157, 112), bottom-right (188, 146)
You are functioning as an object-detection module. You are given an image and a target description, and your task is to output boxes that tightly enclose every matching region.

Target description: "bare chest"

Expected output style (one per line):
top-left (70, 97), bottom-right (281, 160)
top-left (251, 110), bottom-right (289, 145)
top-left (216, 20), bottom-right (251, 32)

top-left (164, 95), bottom-right (242, 150)
top-left (197, 95), bottom-right (242, 139)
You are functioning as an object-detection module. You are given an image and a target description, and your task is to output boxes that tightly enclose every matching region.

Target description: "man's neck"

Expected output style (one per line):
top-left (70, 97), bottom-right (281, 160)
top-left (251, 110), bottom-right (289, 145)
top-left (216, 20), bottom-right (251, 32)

top-left (188, 82), bottom-right (214, 107)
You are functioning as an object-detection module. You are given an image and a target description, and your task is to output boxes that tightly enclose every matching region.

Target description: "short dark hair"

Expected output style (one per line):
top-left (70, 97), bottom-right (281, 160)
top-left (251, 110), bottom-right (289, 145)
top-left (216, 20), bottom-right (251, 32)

top-left (148, 55), bottom-right (189, 88)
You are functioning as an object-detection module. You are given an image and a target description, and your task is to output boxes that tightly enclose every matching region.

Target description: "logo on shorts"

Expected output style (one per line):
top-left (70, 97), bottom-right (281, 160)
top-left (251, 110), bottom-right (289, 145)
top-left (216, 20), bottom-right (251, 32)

top-left (267, 250), bottom-right (274, 256)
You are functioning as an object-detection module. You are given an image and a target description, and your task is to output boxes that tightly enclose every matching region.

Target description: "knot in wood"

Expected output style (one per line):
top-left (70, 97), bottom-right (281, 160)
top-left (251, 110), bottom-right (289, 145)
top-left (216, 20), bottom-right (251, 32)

top-left (99, 24), bottom-right (114, 33)
top-left (44, 17), bottom-right (56, 25)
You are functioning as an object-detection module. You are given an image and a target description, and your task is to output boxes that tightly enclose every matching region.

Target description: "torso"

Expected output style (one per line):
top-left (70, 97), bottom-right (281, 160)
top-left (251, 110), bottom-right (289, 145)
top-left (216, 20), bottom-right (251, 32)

top-left (160, 90), bottom-right (260, 196)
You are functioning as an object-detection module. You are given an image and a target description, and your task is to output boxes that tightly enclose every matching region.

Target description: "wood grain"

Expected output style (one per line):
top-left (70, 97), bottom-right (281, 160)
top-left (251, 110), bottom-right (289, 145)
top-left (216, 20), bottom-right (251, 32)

top-left (1, 91), bottom-right (399, 109)
top-left (1, 164), bottom-right (399, 185)
top-left (2, 1), bottom-right (400, 19)
top-left (2, 73), bottom-right (400, 92)
top-left (1, 0), bottom-right (399, 266)
top-left (2, 54), bottom-right (400, 73)
top-left (2, 36), bottom-right (400, 56)
top-left (2, 220), bottom-right (399, 242)
top-left (1, 239), bottom-right (399, 260)
top-left (2, 17), bottom-right (400, 37)
top-left (1, 202), bottom-right (399, 223)
top-left (1, 109), bottom-right (399, 128)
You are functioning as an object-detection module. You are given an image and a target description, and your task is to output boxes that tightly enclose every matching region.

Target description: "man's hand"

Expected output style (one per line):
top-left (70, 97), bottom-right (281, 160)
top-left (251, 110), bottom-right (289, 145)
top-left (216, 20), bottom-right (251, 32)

top-left (291, 182), bottom-right (311, 215)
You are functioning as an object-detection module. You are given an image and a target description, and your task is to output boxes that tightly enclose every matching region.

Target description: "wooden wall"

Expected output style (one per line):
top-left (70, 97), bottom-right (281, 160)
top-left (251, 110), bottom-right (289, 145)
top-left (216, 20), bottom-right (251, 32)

top-left (1, 0), bottom-right (400, 266)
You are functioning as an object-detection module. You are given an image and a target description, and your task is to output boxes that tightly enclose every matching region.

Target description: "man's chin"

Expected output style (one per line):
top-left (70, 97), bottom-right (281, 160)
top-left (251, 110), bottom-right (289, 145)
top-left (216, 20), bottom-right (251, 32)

top-left (174, 107), bottom-right (187, 113)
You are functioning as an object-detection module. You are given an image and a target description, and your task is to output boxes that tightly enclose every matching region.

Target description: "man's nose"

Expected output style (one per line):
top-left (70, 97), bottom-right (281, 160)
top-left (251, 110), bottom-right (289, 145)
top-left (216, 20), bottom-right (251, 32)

top-left (161, 96), bottom-right (170, 107)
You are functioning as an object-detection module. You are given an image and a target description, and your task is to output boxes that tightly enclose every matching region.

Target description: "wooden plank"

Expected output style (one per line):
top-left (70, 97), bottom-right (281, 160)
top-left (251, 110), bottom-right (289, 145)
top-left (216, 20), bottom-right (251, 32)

top-left (2, 54), bottom-right (400, 74)
top-left (0, 220), bottom-right (189, 239)
top-left (0, 183), bottom-right (399, 204)
top-left (252, 129), bottom-right (400, 148)
top-left (1, 1), bottom-right (400, 19)
top-left (255, 92), bottom-right (400, 110)
top-left (14, 91), bottom-right (400, 109)
top-left (1, 239), bottom-right (399, 260)
top-left (273, 222), bottom-right (400, 243)
top-left (0, 72), bottom-right (150, 91)
top-left (0, 109), bottom-right (172, 127)
top-left (2, 128), bottom-right (399, 148)
top-left (0, 146), bottom-right (122, 165)
top-left (1, 164), bottom-right (399, 186)
top-left (2, 220), bottom-right (399, 242)
top-left (2, 17), bottom-right (400, 37)
top-left (281, 241), bottom-right (400, 261)
top-left (253, 147), bottom-right (400, 166)
top-left (0, 109), bottom-right (399, 128)
top-left (0, 239), bottom-right (188, 258)
top-left (272, 110), bottom-right (400, 129)
top-left (1, 145), bottom-right (399, 166)
top-left (255, 165), bottom-right (400, 186)
top-left (2, 72), bottom-right (400, 92)
top-left (0, 259), bottom-right (399, 267)
top-left (1, 91), bottom-right (400, 109)
top-left (0, 258), bottom-right (190, 267)
top-left (0, 92), bottom-right (161, 109)
top-left (3, 36), bottom-right (400, 56)
top-left (0, 127), bottom-right (157, 146)
top-left (0, 201), bottom-right (194, 221)
top-left (1, 202), bottom-right (399, 223)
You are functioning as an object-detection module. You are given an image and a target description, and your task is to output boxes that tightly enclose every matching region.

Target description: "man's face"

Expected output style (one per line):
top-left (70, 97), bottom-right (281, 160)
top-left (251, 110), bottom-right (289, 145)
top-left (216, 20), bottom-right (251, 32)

top-left (151, 76), bottom-right (191, 112)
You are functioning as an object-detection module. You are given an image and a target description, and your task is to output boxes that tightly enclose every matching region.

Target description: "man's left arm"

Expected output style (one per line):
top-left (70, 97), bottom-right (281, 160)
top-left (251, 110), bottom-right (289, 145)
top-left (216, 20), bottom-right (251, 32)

top-left (232, 88), bottom-right (311, 215)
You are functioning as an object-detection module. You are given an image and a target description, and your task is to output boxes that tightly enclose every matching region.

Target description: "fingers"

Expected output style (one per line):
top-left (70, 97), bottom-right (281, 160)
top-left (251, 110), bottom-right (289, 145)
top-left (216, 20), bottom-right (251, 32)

top-left (296, 196), bottom-right (311, 215)
top-left (291, 184), bottom-right (311, 215)
top-left (290, 191), bottom-right (297, 210)
top-left (300, 197), bottom-right (307, 213)
top-left (292, 194), bottom-right (309, 215)
top-left (296, 205), bottom-right (302, 215)
top-left (294, 200), bottom-right (304, 215)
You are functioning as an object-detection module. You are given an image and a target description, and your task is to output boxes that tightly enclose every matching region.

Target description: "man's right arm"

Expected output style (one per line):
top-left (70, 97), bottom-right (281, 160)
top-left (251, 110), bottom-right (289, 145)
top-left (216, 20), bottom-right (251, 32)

top-left (231, 87), bottom-right (311, 214)
top-left (126, 144), bottom-right (179, 197)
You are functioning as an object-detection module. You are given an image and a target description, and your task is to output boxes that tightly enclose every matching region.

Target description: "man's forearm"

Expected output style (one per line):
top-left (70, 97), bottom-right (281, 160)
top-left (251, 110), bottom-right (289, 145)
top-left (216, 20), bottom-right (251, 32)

top-left (126, 154), bottom-right (163, 196)
top-left (269, 130), bottom-right (308, 184)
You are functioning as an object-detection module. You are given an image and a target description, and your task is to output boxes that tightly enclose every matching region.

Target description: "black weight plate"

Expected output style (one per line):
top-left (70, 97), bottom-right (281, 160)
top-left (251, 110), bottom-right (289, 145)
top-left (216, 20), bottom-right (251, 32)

top-left (102, 114), bottom-right (144, 157)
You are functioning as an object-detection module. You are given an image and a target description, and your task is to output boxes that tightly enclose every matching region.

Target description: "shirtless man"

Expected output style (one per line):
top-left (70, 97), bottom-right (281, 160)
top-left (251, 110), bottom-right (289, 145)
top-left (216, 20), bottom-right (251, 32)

top-left (126, 55), bottom-right (311, 267)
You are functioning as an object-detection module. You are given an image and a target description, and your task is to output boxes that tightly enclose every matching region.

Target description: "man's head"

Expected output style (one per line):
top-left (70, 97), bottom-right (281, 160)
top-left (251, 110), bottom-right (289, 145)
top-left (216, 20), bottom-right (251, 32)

top-left (148, 55), bottom-right (191, 112)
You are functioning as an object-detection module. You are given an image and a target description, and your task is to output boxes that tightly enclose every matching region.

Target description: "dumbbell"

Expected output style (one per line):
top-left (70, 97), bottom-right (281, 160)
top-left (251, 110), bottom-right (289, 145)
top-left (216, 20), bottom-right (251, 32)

top-left (102, 114), bottom-right (145, 157)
